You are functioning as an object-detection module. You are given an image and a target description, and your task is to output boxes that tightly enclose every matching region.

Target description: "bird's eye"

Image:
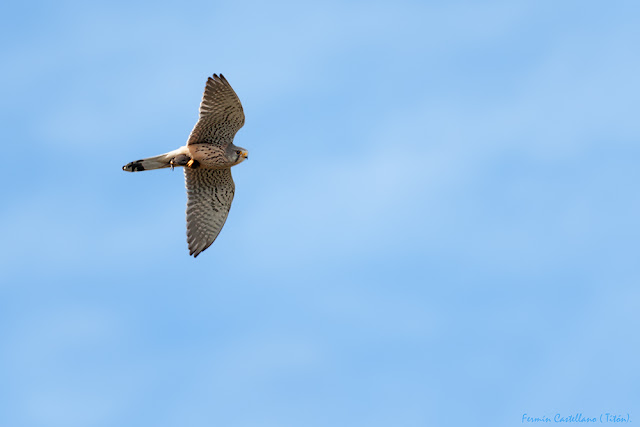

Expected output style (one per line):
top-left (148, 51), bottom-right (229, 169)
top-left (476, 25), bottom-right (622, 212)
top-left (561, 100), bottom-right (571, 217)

top-left (236, 151), bottom-right (241, 155)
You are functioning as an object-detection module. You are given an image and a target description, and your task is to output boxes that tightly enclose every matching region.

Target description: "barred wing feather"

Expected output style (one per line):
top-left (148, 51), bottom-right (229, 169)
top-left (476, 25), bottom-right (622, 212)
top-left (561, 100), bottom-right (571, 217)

top-left (185, 167), bottom-right (235, 257)
top-left (187, 74), bottom-right (245, 146)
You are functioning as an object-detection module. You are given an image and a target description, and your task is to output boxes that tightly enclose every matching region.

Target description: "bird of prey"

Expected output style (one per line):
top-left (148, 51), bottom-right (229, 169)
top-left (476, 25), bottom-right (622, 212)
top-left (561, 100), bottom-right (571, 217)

top-left (123, 74), bottom-right (248, 257)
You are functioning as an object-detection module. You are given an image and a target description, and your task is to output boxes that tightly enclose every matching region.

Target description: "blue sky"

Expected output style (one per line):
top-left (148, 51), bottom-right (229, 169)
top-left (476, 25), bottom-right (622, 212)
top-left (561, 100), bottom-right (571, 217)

top-left (1, 1), bottom-right (639, 426)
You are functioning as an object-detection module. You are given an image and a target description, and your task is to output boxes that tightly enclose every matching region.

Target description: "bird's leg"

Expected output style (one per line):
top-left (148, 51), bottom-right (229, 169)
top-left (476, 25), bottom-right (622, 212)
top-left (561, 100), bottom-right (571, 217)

top-left (169, 154), bottom-right (191, 170)
top-left (187, 159), bottom-right (200, 169)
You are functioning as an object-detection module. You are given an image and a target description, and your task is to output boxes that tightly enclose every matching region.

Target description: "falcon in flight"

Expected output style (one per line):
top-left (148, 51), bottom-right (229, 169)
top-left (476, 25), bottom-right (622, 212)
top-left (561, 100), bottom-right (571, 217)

top-left (123, 74), bottom-right (247, 257)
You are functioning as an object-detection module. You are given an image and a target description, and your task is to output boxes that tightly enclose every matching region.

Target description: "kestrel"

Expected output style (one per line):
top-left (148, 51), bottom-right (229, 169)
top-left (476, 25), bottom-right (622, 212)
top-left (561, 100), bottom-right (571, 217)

top-left (123, 74), bottom-right (247, 257)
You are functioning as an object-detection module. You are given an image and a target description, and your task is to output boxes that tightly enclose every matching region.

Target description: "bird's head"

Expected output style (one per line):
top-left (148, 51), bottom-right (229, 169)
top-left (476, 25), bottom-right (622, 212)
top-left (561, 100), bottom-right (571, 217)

top-left (227, 144), bottom-right (249, 166)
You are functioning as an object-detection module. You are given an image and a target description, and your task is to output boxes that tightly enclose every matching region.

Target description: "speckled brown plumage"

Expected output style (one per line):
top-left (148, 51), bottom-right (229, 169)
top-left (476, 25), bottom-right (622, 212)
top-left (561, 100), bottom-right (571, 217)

top-left (187, 74), bottom-right (245, 147)
top-left (185, 167), bottom-right (235, 257)
top-left (122, 73), bottom-right (248, 257)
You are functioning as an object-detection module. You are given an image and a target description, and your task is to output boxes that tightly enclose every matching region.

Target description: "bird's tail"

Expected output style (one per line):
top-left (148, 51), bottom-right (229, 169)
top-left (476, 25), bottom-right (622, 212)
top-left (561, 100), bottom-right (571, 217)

top-left (122, 147), bottom-right (190, 172)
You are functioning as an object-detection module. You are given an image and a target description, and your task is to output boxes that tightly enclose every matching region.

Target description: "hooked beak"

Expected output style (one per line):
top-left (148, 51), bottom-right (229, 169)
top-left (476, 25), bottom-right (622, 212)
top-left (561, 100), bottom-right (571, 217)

top-left (241, 150), bottom-right (249, 160)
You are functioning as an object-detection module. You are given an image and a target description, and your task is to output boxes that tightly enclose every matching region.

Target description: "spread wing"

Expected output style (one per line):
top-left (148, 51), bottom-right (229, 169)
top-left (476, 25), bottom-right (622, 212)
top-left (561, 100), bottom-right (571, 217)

top-left (185, 167), bottom-right (235, 257)
top-left (187, 74), bottom-right (245, 146)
